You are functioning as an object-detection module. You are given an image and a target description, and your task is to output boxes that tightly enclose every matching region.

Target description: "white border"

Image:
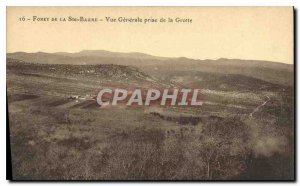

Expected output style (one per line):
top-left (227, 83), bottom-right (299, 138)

top-left (1, 0), bottom-right (297, 185)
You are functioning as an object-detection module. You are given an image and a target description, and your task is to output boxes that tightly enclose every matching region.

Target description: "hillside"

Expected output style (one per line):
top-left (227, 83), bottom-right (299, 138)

top-left (7, 58), bottom-right (159, 84)
top-left (7, 51), bottom-right (294, 86)
top-left (161, 71), bottom-right (289, 92)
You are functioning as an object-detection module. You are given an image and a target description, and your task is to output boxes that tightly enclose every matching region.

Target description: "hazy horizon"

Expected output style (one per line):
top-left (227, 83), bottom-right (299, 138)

top-left (7, 49), bottom-right (293, 65)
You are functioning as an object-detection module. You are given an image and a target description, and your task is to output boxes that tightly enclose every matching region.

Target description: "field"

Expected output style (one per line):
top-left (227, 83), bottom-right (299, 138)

top-left (6, 52), bottom-right (294, 180)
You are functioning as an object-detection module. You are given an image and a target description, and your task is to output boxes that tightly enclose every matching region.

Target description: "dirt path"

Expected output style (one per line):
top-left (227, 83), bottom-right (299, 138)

top-left (249, 95), bottom-right (270, 119)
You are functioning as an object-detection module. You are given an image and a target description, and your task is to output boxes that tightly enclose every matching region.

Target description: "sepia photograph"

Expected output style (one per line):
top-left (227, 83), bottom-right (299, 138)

top-left (6, 7), bottom-right (294, 181)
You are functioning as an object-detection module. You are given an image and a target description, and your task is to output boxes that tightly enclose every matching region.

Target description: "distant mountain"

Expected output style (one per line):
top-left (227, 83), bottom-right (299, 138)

top-left (7, 51), bottom-right (294, 86)
top-left (55, 50), bottom-right (169, 61)
top-left (7, 50), bottom-right (168, 63)
top-left (6, 51), bottom-right (170, 66)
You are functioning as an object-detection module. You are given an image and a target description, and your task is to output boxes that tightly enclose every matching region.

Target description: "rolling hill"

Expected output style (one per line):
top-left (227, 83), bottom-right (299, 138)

top-left (7, 50), bottom-right (294, 86)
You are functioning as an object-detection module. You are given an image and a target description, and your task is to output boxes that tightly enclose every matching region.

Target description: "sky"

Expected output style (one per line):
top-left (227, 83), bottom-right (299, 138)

top-left (7, 7), bottom-right (293, 64)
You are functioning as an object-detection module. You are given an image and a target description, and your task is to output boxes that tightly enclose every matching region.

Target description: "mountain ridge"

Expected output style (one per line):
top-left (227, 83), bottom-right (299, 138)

top-left (7, 50), bottom-right (292, 66)
top-left (6, 50), bottom-right (294, 86)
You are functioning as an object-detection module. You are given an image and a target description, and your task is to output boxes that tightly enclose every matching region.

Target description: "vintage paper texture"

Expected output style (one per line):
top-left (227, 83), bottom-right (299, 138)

top-left (7, 7), bottom-right (294, 180)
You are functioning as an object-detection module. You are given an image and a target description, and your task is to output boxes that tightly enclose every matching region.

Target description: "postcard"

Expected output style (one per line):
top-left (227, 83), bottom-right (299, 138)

top-left (6, 7), bottom-right (294, 181)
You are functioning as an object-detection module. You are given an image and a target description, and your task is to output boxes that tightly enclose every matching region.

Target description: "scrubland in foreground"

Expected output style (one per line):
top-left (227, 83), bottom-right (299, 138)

top-left (7, 56), bottom-right (294, 180)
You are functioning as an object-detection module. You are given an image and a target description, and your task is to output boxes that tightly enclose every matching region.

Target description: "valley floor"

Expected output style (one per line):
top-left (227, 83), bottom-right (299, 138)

top-left (7, 62), bottom-right (294, 180)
